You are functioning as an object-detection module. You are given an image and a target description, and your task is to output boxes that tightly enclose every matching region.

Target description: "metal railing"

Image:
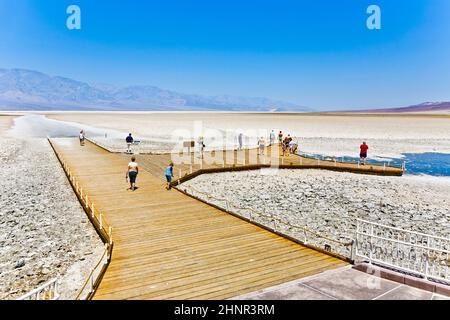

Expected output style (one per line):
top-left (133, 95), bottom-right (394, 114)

top-left (355, 219), bottom-right (450, 283)
top-left (297, 150), bottom-right (406, 171)
top-left (87, 137), bottom-right (263, 155)
top-left (17, 278), bottom-right (60, 300)
top-left (88, 136), bottom-right (181, 155)
top-left (179, 184), bottom-right (354, 259)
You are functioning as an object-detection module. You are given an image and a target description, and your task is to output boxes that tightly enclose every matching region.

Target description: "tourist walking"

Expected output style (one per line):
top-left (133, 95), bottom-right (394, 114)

top-left (165, 162), bottom-right (174, 190)
top-left (126, 156), bottom-right (139, 191)
top-left (282, 135), bottom-right (292, 156)
top-left (278, 131), bottom-right (283, 144)
top-left (126, 133), bottom-right (134, 154)
top-left (238, 133), bottom-right (244, 150)
top-left (198, 136), bottom-right (205, 158)
top-left (269, 130), bottom-right (276, 146)
top-left (79, 130), bottom-right (85, 146)
top-left (359, 142), bottom-right (369, 165)
top-left (289, 139), bottom-right (296, 154)
top-left (258, 137), bottom-right (266, 156)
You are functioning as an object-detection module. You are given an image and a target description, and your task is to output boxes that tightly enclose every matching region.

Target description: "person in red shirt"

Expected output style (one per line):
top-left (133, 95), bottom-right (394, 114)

top-left (360, 142), bottom-right (369, 165)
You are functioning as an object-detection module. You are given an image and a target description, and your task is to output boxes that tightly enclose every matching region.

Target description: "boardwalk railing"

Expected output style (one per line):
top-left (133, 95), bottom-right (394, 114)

top-left (47, 139), bottom-right (114, 300)
top-left (17, 278), bottom-right (60, 300)
top-left (297, 150), bottom-right (406, 172)
top-left (179, 184), bottom-right (354, 261)
top-left (356, 219), bottom-right (450, 283)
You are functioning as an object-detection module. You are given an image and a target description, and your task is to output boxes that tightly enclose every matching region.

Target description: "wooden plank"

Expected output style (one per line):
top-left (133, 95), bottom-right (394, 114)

top-left (51, 138), bottom-right (347, 300)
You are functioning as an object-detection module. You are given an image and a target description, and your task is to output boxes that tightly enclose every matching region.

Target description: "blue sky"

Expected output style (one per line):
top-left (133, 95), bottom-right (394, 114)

top-left (1, 0), bottom-right (449, 110)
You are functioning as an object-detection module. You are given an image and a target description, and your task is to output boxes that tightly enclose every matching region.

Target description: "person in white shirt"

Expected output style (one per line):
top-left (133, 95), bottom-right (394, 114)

top-left (198, 136), bottom-right (205, 158)
top-left (126, 156), bottom-right (139, 191)
top-left (258, 137), bottom-right (266, 156)
top-left (238, 133), bottom-right (244, 150)
top-left (79, 130), bottom-right (85, 146)
top-left (269, 130), bottom-right (275, 146)
top-left (289, 139), bottom-right (295, 153)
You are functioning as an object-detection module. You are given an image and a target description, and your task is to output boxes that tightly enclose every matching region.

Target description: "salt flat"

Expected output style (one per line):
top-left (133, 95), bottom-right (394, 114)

top-left (0, 115), bottom-right (104, 299)
top-left (2, 112), bottom-right (449, 299)
top-left (0, 116), bottom-right (15, 135)
top-left (47, 112), bottom-right (450, 159)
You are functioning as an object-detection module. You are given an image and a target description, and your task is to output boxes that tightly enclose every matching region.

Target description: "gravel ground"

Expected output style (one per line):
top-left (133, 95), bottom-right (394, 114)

top-left (182, 170), bottom-right (450, 253)
top-left (0, 138), bottom-right (104, 300)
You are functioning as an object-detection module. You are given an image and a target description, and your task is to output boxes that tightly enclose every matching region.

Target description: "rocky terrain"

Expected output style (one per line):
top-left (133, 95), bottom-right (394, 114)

top-left (0, 138), bottom-right (103, 300)
top-left (182, 170), bottom-right (450, 255)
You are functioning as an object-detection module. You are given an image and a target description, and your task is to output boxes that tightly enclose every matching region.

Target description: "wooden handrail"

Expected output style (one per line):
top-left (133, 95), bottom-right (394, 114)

top-left (47, 138), bottom-right (114, 300)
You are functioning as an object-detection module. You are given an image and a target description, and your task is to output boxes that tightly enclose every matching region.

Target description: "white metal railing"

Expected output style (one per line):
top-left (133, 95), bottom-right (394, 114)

top-left (356, 219), bottom-right (450, 282)
top-left (17, 278), bottom-right (60, 300)
top-left (180, 184), bottom-right (354, 258)
top-left (87, 136), bottom-right (179, 155)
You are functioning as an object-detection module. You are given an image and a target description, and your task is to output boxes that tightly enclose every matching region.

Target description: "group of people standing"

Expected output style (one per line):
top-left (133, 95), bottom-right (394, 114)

top-left (278, 131), bottom-right (297, 156)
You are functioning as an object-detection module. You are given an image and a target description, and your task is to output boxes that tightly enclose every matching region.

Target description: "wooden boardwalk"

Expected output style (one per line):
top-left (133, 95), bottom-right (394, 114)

top-left (51, 138), bottom-right (347, 300)
top-left (135, 145), bottom-right (403, 184)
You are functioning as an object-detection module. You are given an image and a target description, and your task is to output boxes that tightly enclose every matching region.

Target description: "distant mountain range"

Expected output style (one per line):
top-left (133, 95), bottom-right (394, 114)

top-left (0, 68), bottom-right (312, 112)
top-left (357, 102), bottom-right (450, 113)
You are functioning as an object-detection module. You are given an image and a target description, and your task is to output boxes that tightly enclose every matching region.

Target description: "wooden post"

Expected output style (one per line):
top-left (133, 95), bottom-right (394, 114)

top-left (99, 213), bottom-right (103, 230)
top-left (91, 203), bottom-right (95, 218)
top-left (89, 276), bottom-right (94, 293)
